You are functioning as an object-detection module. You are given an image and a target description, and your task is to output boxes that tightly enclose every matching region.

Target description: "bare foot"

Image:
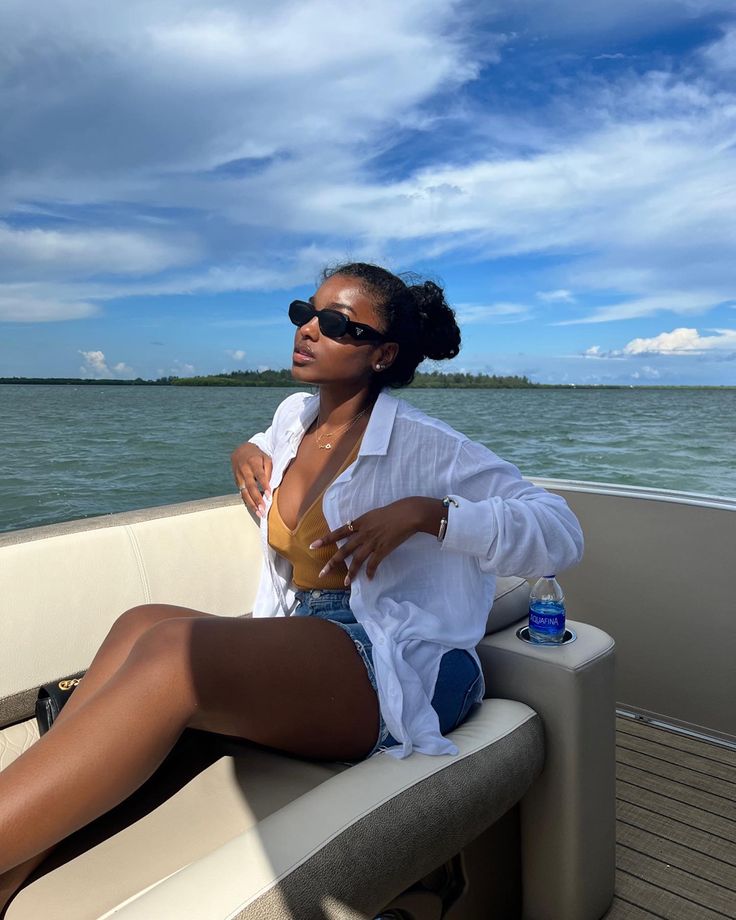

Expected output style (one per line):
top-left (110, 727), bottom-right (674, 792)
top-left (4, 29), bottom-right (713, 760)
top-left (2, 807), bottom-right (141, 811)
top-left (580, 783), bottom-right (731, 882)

top-left (0, 850), bottom-right (51, 918)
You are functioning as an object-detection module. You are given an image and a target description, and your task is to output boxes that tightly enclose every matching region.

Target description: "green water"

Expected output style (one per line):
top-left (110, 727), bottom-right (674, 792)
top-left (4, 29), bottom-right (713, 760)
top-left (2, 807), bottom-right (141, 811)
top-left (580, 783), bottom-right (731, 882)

top-left (1, 385), bottom-right (734, 534)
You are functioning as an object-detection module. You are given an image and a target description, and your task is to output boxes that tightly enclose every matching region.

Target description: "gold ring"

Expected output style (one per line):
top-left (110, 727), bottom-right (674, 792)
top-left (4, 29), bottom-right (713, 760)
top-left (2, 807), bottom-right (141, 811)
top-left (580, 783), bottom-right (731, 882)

top-left (346, 520), bottom-right (354, 532)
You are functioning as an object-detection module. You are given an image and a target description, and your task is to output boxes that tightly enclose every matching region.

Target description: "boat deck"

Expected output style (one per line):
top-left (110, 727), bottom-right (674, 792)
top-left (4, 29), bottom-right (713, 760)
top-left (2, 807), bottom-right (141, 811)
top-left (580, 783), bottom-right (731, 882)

top-left (602, 714), bottom-right (736, 919)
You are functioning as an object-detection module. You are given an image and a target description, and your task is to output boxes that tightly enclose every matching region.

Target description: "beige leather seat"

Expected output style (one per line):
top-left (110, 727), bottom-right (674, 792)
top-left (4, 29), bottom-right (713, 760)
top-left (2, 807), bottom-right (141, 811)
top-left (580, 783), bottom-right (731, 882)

top-left (0, 496), bottom-right (615, 919)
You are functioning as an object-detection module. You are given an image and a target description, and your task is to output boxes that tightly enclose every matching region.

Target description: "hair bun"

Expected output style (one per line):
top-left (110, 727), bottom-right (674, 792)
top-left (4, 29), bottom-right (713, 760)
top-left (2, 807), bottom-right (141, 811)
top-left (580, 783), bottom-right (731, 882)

top-left (408, 280), bottom-right (461, 361)
top-left (320, 262), bottom-right (462, 390)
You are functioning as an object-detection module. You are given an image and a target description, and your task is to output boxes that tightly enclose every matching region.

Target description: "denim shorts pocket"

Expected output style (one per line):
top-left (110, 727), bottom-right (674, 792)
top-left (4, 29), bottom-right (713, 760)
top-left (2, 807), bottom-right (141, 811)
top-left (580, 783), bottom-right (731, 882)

top-left (432, 648), bottom-right (483, 735)
top-left (456, 669), bottom-right (484, 727)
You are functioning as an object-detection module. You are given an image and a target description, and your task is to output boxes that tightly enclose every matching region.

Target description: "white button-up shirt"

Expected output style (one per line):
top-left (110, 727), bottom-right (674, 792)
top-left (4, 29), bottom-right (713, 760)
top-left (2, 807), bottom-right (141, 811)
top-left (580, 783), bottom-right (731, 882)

top-left (248, 389), bottom-right (584, 759)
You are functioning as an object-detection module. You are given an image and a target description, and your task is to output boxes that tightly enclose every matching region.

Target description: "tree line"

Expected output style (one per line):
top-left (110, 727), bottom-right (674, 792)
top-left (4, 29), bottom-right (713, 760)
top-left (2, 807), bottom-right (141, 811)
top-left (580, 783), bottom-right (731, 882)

top-left (169, 369), bottom-right (538, 388)
top-left (1, 370), bottom-right (537, 388)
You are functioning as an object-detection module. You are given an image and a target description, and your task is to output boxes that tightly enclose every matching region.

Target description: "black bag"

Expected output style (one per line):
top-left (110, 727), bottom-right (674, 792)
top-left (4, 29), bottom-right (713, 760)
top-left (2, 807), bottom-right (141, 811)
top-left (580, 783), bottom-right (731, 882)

top-left (35, 672), bottom-right (85, 735)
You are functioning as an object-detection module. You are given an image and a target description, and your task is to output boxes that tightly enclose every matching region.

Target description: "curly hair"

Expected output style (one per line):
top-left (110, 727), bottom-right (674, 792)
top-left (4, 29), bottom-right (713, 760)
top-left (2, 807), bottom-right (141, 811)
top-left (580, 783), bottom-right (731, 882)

top-left (320, 262), bottom-right (461, 389)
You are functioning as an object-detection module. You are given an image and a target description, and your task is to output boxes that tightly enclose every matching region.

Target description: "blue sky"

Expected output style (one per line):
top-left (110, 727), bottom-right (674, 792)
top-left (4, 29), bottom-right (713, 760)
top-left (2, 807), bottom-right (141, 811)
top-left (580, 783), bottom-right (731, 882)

top-left (1, 0), bottom-right (735, 384)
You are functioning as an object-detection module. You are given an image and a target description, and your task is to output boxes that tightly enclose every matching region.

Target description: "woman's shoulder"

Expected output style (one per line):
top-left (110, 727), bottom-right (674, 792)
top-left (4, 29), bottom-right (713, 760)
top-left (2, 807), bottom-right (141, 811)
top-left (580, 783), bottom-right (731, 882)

top-left (276, 390), bottom-right (314, 409)
top-left (390, 393), bottom-right (468, 446)
top-left (272, 390), bottom-right (317, 424)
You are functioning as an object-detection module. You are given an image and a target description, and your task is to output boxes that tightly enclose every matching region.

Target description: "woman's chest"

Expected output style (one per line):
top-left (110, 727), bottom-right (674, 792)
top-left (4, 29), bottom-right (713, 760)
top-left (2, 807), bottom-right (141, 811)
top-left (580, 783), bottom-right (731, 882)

top-left (275, 439), bottom-right (357, 532)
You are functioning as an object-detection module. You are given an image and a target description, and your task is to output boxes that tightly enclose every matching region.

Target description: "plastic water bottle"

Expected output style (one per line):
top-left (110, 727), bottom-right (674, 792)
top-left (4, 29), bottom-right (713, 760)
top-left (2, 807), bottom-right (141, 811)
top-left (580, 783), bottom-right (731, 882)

top-left (528, 575), bottom-right (566, 645)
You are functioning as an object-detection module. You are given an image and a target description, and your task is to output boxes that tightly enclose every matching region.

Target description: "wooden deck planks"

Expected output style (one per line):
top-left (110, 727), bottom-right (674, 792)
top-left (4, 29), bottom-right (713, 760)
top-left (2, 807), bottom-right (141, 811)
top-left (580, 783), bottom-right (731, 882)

top-left (617, 719), bottom-right (736, 770)
top-left (616, 750), bottom-right (736, 814)
top-left (617, 819), bottom-right (736, 890)
top-left (601, 897), bottom-right (673, 919)
top-left (613, 870), bottom-right (733, 920)
top-left (617, 762), bottom-right (736, 824)
top-left (617, 779), bottom-right (736, 845)
top-left (617, 800), bottom-right (736, 869)
top-left (618, 844), bottom-right (735, 914)
top-left (601, 716), bottom-right (736, 920)
top-left (617, 731), bottom-right (736, 785)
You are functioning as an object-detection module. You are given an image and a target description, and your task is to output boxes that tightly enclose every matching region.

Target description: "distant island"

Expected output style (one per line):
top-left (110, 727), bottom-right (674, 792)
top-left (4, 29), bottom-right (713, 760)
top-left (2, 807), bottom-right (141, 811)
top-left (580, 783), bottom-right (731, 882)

top-left (0, 371), bottom-right (733, 389)
top-left (1, 369), bottom-right (538, 388)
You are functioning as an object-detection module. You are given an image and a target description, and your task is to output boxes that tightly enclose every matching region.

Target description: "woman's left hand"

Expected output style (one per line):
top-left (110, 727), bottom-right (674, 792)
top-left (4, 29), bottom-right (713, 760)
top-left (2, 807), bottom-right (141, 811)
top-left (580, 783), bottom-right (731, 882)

top-left (310, 497), bottom-right (442, 585)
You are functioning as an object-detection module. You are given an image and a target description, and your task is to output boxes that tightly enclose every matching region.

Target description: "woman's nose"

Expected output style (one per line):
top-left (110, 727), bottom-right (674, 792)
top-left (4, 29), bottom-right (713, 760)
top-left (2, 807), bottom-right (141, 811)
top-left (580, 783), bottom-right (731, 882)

top-left (301, 316), bottom-right (320, 338)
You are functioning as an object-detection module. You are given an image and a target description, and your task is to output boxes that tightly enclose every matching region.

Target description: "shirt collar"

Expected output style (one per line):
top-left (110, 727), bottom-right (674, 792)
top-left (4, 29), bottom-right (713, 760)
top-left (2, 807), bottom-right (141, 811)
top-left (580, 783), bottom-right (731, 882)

top-left (286, 389), bottom-right (399, 456)
top-left (360, 390), bottom-right (399, 455)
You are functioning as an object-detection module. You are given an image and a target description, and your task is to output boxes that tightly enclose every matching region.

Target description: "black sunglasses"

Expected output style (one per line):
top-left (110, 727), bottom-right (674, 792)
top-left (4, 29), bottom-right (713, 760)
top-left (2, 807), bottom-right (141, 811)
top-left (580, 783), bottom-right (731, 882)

top-left (289, 300), bottom-right (385, 343)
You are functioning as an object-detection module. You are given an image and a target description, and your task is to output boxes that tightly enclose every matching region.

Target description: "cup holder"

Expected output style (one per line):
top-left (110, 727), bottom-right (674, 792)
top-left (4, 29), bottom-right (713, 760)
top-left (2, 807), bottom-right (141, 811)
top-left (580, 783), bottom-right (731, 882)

top-left (516, 625), bottom-right (577, 646)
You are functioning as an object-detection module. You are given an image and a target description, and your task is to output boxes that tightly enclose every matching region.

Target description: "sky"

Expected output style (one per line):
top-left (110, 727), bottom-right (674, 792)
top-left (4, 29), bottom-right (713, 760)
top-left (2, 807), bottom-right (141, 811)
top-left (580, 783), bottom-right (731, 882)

top-left (1, 0), bottom-right (735, 385)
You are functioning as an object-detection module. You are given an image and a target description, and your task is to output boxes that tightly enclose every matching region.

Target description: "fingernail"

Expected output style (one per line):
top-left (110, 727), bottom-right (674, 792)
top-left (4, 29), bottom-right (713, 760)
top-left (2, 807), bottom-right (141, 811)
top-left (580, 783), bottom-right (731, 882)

top-left (256, 509), bottom-right (263, 519)
top-left (258, 504), bottom-right (265, 516)
top-left (318, 566), bottom-right (328, 578)
top-left (344, 575), bottom-right (350, 586)
top-left (309, 539), bottom-right (323, 549)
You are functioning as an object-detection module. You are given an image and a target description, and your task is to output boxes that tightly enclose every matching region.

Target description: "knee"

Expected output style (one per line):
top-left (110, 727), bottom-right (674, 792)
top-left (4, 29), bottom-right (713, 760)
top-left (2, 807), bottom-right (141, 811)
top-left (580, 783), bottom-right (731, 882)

top-left (109, 604), bottom-right (170, 645)
top-left (121, 619), bottom-right (198, 717)
top-left (126, 618), bottom-right (196, 690)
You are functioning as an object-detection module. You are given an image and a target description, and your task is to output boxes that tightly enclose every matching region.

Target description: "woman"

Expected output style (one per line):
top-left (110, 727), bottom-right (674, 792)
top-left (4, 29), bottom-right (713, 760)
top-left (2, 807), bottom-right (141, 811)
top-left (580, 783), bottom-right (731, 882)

top-left (0, 262), bottom-right (583, 910)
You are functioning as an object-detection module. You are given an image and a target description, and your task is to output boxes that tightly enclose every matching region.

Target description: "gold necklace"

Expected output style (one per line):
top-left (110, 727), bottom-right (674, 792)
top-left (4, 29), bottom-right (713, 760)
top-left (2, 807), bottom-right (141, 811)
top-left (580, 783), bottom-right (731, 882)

top-left (315, 407), bottom-right (369, 450)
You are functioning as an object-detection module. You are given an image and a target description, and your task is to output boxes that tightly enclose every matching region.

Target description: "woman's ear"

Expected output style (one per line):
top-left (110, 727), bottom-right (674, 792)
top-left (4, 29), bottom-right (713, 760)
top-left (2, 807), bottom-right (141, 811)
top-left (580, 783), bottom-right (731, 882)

top-left (375, 342), bottom-right (399, 371)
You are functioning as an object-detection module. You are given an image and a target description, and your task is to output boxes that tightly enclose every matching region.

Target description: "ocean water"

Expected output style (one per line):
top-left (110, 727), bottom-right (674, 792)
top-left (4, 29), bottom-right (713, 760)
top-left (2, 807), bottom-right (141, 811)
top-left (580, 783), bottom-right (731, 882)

top-left (1, 384), bottom-right (734, 535)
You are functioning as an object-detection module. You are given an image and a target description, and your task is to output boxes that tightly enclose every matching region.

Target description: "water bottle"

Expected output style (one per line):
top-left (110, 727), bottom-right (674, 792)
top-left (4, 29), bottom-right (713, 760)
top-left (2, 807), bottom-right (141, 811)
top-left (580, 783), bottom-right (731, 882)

top-left (528, 575), bottom-right (566, 645)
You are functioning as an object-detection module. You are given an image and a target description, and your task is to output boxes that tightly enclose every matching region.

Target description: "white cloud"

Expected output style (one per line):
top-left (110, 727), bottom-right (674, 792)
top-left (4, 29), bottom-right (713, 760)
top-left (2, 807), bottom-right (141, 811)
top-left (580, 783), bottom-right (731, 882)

top-left (78, 350), bottom-right (134, 378)
top-left (622, 326), bottom-right (736, 355)
top-left (0, 0), bottom-right (481, 192)
top-left (170, 360), bottom-right (196, 376)
top-left (225, 349), bottom-right (246, 360)
top-left (1, 0), bottom-right (736, 349)
top-left (631, 365), bottom-right (661, 379)
top-left (455, 302), bottom-right (530, 324)
top-left (537, 290), bottom-right (575, 303)
top-left (702, 25), bottom-right (736, 72)
top-left (0, 223), bottom-right (199, 280)
top-left (0, 290), bottom-right (100, 322)
top-left (556, 292), bottom-right (733, 325)
top-left (585, 326), bottom-right (736, 360)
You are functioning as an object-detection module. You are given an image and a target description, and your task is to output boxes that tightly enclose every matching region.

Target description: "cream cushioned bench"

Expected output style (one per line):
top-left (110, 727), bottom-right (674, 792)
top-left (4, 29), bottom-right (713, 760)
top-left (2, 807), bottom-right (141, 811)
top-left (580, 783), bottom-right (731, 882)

top-left (0, 495), bottom-right (615, 920)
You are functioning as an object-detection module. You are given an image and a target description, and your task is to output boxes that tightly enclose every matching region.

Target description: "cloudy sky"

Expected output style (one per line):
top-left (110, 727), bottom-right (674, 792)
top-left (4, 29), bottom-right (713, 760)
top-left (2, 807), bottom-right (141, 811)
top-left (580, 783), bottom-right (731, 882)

top-left (2, 0), bottom-right (735, 384)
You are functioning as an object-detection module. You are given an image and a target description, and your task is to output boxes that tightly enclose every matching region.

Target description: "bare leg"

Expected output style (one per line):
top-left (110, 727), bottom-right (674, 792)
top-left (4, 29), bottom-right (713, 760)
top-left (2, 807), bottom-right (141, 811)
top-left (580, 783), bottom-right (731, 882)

top-left (0, 613), bottom-right (378, 879)
top-left (0, 604), bottom-right (220, 912)
top-left (50, 604), bottom-right (222, 727)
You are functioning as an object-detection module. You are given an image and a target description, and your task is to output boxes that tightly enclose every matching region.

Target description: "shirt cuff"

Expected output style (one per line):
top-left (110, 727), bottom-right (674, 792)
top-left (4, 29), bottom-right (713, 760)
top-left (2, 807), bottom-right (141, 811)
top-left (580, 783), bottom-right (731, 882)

top-left (248, 432), bottom-right (271, 454)
top-left (440, 493), bottom-right (498, 557)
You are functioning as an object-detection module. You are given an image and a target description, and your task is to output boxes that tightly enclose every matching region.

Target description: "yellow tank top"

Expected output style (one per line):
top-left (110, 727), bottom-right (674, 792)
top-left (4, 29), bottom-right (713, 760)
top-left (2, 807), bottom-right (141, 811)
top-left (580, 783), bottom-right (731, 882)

top-left (268, 436), bottom-right (362, 589)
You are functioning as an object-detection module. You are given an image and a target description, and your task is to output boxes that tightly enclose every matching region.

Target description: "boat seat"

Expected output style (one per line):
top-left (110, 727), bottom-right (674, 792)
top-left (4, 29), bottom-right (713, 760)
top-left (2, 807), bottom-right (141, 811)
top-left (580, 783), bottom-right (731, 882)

top-left (1, 495), bottom-right (616, 919)
top-left (5, 701), bottom-right (542, 920)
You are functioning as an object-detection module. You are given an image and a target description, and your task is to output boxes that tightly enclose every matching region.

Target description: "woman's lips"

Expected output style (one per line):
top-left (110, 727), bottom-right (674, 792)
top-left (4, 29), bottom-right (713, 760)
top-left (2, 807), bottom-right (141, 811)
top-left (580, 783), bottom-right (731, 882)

top-left (293, 347), bottom-right (315, 364)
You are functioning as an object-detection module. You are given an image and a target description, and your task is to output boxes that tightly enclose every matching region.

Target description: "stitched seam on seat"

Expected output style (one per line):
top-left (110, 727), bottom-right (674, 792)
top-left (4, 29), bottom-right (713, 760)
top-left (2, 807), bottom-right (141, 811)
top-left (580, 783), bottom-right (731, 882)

top-left (493, 578), bottom-right (527, 600)
top-left (230, 707), bottom-right (540, 914)
top-left (124, 525), bottom-right (152, 604)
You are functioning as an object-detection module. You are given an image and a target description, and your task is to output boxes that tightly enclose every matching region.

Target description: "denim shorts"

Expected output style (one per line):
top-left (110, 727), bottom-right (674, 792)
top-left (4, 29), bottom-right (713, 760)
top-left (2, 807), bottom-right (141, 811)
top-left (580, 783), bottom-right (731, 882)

top-left (293, 588), bottom-right (484, 760)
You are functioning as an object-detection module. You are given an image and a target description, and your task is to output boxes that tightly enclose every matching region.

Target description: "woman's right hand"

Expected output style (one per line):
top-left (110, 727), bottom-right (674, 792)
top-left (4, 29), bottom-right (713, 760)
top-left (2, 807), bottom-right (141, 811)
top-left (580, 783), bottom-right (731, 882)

top-left (231, 442), bottom-right (273, 517)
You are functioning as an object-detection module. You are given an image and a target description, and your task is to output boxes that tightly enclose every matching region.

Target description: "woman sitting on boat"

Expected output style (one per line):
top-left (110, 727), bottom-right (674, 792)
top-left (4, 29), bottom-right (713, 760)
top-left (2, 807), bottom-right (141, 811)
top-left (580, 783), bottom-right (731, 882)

top-left (0, 262), bottom-right (583, 909)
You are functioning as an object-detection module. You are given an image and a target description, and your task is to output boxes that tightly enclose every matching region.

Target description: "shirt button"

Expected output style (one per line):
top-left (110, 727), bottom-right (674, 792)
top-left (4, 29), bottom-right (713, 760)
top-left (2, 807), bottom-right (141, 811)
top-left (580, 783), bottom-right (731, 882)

top-left (313, 590), bottom-right (322, 598)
